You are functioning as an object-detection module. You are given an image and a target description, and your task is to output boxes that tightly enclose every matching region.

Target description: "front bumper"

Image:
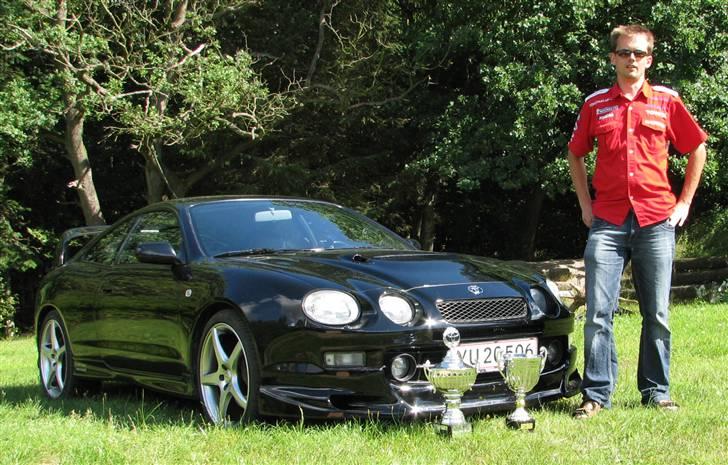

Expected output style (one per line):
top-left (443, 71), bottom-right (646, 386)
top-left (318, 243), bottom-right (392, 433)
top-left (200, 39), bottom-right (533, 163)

top-left (258, 344), bottom-right (581, 419)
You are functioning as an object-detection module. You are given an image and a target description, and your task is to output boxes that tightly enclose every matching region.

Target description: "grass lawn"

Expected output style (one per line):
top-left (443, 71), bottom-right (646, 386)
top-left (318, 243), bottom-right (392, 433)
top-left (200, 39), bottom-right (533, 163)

top-left (1, 303), bottom-right (727, 465)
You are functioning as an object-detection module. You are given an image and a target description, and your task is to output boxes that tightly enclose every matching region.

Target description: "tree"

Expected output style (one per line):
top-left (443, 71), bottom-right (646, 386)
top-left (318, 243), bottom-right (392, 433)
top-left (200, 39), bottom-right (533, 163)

top-left (5, 0), bottom-right (291, 206)
top-left (87, 0), bottom-right (290, 202)
top-left (4, 0), bottom-right (108, 225)
top-left (0, 27), bottom-right (56, 334)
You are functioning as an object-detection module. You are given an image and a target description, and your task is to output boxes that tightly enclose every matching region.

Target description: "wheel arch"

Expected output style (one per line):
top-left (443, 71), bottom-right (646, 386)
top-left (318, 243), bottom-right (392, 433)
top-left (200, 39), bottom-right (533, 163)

top-left (35, 304), bottom-right (64, 342)
top-left (189, 300), bottom-right (260, 368)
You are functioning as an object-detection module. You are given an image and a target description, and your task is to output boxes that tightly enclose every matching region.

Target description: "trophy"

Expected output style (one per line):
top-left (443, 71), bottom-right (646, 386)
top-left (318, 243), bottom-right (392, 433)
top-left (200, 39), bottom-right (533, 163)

top-left (423, 327), bottom-right (477, 437)
top-left (497, 347), bottom-right (547, 430)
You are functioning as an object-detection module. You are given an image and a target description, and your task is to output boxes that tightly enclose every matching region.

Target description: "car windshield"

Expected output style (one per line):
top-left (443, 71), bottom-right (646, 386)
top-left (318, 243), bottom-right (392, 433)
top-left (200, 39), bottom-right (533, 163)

top-left (189, 200), bottom-right (412, 256)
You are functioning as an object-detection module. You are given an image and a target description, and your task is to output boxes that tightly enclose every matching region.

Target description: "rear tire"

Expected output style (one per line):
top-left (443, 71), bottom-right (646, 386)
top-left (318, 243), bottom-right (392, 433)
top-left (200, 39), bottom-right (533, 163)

top-left (196, 309), bottom-right (261, 425)
top-left (38, 311), bottom-right (77, 399)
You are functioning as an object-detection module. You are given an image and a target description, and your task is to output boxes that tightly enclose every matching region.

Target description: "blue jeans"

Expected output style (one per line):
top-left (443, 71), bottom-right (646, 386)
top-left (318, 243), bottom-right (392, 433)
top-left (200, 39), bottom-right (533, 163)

top-left (582, 211), bottom-right (675, 408)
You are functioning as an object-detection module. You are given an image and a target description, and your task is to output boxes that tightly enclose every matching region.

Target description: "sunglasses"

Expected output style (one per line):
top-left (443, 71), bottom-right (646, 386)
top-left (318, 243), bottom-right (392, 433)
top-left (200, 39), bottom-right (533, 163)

top-left (614, 48), bottom-right (650, 59)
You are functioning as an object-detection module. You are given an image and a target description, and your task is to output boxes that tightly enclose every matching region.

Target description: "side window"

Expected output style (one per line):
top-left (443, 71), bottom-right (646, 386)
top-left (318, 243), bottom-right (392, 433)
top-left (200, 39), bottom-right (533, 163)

top-left (116, 210), bottom-right (182, 264)
top-left (81, 219), bottom-right (136, 264)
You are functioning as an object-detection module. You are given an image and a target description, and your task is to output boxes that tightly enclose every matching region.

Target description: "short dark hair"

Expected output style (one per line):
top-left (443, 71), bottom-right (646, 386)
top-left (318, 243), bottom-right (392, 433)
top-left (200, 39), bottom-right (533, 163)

top-left (609, 24), bottom-right (655, 54)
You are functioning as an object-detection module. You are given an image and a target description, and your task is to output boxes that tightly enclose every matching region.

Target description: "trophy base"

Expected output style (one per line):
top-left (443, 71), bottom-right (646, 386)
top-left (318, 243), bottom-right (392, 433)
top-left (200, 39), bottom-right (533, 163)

top-left (505, 417), bottom-right (535, 431)
top-left (434, 422), bottom-right (472, 437)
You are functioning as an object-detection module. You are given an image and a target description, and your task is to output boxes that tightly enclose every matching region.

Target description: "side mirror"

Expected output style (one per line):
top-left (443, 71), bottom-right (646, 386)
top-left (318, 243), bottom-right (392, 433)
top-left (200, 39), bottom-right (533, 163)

top-left (136, 242), bottom-right (183, 266)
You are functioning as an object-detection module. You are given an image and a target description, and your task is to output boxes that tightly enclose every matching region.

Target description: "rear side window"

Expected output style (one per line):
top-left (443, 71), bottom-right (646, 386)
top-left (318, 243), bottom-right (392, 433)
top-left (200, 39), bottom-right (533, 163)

top-left (81, 219), bottom-right (135, 264)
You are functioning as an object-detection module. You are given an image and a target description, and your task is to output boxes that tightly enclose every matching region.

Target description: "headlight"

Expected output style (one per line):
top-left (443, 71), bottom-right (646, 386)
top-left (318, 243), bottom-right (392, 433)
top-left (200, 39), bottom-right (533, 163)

top-left (545, 279), bottom-right (564, 304)
top-left (379, 294), bottom-right (415, 325)
top-left (529, 286), bottom-right (559, 318)
top-left (302, 290), bottom-right (360, 325)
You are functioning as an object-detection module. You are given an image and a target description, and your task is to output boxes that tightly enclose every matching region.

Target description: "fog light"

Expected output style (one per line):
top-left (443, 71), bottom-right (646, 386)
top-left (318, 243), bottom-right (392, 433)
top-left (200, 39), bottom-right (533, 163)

top-left (546, 340), bottom-right (564, 365)
top-left (390, 354), bottom-right (416, 382)
top-left (324, 351), bottom-right (365, 368)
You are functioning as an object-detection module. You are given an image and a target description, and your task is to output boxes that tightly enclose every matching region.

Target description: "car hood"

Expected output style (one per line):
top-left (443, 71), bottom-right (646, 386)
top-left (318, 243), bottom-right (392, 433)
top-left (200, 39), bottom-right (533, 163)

top-left (219, 249), bottom-right (540, 297)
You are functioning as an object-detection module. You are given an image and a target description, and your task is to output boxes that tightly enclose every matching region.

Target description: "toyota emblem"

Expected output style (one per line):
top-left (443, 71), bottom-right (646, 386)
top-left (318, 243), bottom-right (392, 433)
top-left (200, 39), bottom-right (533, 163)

top-left (467, 285), bottom-right (483, 296)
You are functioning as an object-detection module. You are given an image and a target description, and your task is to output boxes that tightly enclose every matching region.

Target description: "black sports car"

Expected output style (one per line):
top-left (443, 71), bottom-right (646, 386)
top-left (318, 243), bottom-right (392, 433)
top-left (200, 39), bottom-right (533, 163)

top-left (36, 196), bottom-right (580, 424)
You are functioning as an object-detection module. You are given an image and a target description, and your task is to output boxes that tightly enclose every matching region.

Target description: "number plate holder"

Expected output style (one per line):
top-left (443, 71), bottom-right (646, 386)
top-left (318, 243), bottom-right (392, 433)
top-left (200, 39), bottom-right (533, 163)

top-left (455, 337), bottom-right (538, 373)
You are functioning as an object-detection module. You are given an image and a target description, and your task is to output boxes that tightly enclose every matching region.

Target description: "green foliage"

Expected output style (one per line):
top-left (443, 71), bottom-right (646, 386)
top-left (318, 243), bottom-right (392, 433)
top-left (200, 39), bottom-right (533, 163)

top-left (0, 0), bottom-right (727, 317)
top-left (402, 0), bottom-right (606, 196)
top-left (0, 78), bottom-right (57, 167)
top-left (0, 276), bottom-right (19, 338)
top-left (676, 208), bottom-right (728, 258)
top-left (0, 192), bottom-right (50, 336)
top-left (650, 0), bottom-right (728, 205)
top-left (114, 47), bottom-right (287, 147)
top-left (0, 17), bottom-right (57, 334)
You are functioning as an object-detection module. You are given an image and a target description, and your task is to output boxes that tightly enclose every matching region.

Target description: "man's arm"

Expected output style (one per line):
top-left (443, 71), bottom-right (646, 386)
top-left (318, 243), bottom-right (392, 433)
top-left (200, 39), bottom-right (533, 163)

top-left (567, 150), bottom-right (593, 228)
top-left (669, 142), bottom-right (707, 227)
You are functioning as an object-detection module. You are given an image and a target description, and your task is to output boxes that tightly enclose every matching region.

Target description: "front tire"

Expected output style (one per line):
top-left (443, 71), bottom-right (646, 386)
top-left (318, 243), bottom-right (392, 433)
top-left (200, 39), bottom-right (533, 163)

top-left (196, 309), bottom-right (260, 425)
top-left (38, 311), bottom-right (77, 399)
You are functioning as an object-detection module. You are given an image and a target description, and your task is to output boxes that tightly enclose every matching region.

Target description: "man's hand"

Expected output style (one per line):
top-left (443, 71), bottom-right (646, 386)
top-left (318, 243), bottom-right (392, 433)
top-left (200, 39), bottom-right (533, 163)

top-left (581, 204), bottom-right (594, 228)
top-left (567, 151), bottom-right (594, 229)
top-left (668, 200), bottom-right (691, 227)
top-left (670, 143), bottom-right (707, 227)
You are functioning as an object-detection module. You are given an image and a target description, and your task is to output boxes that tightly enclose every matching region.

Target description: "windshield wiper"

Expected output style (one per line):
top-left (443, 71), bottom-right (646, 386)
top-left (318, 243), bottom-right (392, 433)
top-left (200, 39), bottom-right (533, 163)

top-left (213, 248), bottom-right (277, 258)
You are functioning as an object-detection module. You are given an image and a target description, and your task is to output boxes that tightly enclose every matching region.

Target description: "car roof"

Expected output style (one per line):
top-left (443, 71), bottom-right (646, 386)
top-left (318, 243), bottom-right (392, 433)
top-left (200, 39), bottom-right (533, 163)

top-left (155, 195), bottom-right (344, 209)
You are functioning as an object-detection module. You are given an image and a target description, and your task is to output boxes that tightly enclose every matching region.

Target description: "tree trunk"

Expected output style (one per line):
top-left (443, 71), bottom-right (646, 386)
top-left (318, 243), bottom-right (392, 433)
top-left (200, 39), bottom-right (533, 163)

top-left (143, 95), bottom-right (174, 204)
top-left (419, 188), bottom-right (437, 251)
top-left (144, 155), bottom-right (167, 204)
top-left (57, 0), bottom-right (104, 225)
top-left (515, 186), bottom-right (545, 260)
top-left (64, 105), bottom-right (105, 226)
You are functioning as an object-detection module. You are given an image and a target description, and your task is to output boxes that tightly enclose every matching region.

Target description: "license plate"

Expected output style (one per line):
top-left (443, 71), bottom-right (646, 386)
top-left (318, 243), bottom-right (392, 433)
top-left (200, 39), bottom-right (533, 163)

top-left (455, 337), bottom-right (538, 373)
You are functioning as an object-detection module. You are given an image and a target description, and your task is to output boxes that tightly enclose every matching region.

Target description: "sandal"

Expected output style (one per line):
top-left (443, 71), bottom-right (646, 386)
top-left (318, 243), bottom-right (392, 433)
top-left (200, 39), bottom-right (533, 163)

top-left (573, 399), bottom-right (601, 419)
top-left (653, 399), bottom-right (679, 412)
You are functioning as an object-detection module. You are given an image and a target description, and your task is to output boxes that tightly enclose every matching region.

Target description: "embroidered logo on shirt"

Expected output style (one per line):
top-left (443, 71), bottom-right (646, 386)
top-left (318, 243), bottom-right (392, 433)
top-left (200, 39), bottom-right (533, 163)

top-left (589, 98), bottom-right (612, 107)
top-left (645, 109), bottom-right (667, 119)
top-left (596, 105), bottom-right (618, 115)
top-left (643, 119), bottom-right (666, 130)
top-left (598, 112), bottom-right (615, 121)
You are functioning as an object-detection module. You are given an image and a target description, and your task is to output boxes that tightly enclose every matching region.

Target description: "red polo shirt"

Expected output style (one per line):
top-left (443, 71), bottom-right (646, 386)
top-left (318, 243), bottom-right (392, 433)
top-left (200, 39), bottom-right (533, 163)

top-left (568, 82), bottom-right (708, 226)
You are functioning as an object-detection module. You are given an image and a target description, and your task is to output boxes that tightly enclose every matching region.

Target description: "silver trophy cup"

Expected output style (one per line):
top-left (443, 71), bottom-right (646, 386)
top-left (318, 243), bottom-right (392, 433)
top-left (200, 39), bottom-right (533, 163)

top-left (423, 327), bottom-right (477, 437)
top-left (497, 347), bottom-right (547, 430)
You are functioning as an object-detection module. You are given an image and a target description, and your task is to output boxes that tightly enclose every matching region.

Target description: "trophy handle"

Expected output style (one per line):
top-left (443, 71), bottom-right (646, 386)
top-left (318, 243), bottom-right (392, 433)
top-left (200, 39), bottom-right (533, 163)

top-left (538, 346), bottom-right (548, 372)
top-left (420, 360), bottom-right (432, 378)
top-left (495, 352), bottom-right (506, 378)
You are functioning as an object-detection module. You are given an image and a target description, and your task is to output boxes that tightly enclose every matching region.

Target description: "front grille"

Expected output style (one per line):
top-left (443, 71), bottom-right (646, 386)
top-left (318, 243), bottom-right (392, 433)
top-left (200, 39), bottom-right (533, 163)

top-left (436, 297), bottom-right (527, 323)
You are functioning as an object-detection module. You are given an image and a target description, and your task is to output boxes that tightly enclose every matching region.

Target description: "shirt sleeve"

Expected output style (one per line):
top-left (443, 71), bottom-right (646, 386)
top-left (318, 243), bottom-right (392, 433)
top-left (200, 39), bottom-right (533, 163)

top-left (567, 101), bottom-right (593, 157)
top-left (667, 97), bottom-right (708, 154)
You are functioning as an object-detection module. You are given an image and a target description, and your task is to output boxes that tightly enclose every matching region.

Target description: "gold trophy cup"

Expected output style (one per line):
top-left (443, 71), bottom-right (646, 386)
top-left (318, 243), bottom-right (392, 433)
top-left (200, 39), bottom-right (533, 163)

top-left (423, 327), bottom-right (477, 437)
top-left (497, 347), bottom-right (547, 430)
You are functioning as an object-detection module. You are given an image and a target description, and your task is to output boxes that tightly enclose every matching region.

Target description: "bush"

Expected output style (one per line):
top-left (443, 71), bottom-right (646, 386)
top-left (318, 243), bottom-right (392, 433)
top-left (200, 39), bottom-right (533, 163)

top-left (0, 277), bottom-right (19, 338)
top-left (0, 195), bottom-right (50, 337)
top-left (676, 208), bottom-right (728, 258)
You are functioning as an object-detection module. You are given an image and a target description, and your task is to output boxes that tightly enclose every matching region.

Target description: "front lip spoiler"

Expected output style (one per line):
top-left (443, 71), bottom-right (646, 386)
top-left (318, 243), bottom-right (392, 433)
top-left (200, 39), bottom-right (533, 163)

top-left (259, 376), bottom-right (576, 420)
top-left (258, 347), bottom-right (581, 420)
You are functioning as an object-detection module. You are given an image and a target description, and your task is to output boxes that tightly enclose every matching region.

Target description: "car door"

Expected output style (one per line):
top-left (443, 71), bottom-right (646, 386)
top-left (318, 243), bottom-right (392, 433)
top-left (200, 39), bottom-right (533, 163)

top-left (94, 209), bottom-right (189, 387)
top-left (54, 218), bottom-right (136, 376)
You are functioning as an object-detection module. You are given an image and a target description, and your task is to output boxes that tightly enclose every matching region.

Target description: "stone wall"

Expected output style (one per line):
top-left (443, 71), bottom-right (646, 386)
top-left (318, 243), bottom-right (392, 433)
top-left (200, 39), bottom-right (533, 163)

top-left (525, 256), bottom-right (728, 312)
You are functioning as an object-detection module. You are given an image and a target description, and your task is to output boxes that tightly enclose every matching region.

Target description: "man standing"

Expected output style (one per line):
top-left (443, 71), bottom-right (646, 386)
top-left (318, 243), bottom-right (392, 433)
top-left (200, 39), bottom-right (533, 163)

top-left (567, 24), bottom-right (708, 418)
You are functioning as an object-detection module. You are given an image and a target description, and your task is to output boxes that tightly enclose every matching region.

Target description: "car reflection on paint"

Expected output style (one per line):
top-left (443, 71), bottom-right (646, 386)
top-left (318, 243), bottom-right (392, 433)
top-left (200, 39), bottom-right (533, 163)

top-left (36, 196), bottom-right (580, 424)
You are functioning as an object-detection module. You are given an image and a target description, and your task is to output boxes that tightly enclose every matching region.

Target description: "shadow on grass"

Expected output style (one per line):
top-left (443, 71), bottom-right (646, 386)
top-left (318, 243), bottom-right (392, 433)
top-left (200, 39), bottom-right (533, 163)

top-left (0, 381), bottom-right (205, 428)
top-left (539, 397), bottom-right (582, 414)
top-left (0, 381), bottom-right (425, 433)
top-left (0, 377), bottom-right (584, 433)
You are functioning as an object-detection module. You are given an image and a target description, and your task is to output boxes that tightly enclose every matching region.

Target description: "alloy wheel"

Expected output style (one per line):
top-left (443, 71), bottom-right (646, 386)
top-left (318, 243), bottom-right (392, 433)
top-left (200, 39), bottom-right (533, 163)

top-left (39, 318), bottom-right (67, 399)
top-left (198, 322), bottom-right (250, 424)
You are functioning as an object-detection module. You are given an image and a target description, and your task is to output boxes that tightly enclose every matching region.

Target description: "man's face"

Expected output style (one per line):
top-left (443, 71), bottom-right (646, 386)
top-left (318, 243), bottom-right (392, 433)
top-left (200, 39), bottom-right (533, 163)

top-left (609, 33), bottom-right (653, 82)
